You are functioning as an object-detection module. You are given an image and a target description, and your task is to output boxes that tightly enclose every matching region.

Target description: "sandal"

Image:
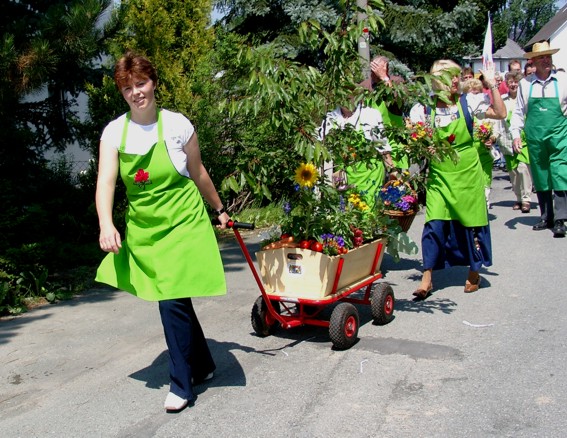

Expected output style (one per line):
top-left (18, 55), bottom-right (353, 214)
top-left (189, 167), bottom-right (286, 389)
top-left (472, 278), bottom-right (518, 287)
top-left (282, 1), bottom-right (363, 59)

top-left (464, 276), bottom-right (481, 293)
top-left (521, 202), bottom-right (531, 213)
top-left (412, 283), bottom-right (433, 300)
top-left (512, 202), bottom-right (521, 210)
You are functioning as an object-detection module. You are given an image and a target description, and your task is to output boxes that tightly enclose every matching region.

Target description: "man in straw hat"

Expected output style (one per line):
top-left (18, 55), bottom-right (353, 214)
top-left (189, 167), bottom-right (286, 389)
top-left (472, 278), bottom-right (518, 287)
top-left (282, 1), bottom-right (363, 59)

top-left (511, 40), bottom-right (567, 238)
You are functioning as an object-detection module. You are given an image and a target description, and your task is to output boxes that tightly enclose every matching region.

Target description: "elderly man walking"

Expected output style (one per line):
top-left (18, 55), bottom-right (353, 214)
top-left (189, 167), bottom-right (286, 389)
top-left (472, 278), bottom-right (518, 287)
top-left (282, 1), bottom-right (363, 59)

top-left (511, 41), bottom-right (567, 238)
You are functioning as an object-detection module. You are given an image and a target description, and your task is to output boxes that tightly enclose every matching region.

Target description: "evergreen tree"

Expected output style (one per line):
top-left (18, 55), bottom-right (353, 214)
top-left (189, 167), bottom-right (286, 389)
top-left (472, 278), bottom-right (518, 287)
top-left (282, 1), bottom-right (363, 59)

top-left (0, 0), bottom-right (113, 308)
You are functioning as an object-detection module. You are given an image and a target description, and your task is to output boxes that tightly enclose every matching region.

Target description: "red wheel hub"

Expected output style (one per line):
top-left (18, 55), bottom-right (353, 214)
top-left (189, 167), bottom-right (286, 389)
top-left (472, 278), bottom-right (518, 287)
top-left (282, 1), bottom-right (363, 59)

top-left (384, 295), bottom-right (394, 315)
top-left (344, 315), bottom-right (357, 338)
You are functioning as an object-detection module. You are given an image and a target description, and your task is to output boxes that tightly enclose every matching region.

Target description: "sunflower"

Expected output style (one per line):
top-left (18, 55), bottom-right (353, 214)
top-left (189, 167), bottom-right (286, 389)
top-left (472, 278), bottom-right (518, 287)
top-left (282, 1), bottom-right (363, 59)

top-left (294, 163), bottom-right (319, 188)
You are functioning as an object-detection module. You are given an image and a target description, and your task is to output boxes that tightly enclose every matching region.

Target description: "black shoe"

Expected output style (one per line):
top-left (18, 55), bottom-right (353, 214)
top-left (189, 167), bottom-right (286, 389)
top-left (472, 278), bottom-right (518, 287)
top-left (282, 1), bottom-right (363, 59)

top-left (533, 220), bottom-right (554, 231)
top-left (553, 220), bottom-right (566, 238)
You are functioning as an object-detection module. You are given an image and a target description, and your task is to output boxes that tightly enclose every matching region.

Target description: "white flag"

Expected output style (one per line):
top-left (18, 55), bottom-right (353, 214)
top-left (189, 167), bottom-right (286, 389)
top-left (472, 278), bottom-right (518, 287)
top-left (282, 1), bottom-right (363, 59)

top-left (482, 14), bottom-right (494, 71)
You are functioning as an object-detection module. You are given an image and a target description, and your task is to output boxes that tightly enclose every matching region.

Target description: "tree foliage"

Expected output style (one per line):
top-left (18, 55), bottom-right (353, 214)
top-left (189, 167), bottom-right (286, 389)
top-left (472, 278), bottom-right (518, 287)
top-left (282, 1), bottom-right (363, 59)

top-left (214, 0), bottom-right (511, 71)
top-left (219, 0), bottom-right (453, 203)
top-left (493, 0), bottom-right (557, 47)
top-left (0, 0), bottom-right (114, 312)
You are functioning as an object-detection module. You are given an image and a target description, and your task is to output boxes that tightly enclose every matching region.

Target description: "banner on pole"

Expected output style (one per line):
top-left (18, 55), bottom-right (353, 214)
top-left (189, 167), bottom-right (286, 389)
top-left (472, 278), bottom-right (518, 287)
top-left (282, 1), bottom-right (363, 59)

top-left (482, 13), bottom-right (494, 71)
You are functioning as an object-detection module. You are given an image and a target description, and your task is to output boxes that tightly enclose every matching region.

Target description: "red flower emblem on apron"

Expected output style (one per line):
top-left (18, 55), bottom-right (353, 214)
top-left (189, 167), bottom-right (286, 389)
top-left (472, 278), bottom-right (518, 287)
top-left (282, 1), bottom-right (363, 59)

top-left (134, 168), bottom-right (152, 189)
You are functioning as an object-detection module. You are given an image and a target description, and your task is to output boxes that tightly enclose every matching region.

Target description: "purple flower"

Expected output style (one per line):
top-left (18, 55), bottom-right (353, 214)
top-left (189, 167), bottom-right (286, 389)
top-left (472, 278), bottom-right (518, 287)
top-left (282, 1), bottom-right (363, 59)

top-left (283, 201), bottom-right (292, 214)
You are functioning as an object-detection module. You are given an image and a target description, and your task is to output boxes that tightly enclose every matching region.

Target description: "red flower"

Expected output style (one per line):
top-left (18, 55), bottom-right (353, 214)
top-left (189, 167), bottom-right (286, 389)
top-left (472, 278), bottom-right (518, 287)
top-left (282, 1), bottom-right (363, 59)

top-left (134, 169), bottom-right (149, 183)
top-left (133, 169), bottom-right (152, 189)
top-left (447, 134), bottom-right (456, 144)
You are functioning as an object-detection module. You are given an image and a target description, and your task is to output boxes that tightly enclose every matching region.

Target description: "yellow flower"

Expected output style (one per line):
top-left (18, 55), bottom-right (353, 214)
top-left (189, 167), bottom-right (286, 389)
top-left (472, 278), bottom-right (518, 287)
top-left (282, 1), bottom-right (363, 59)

top-left (348, 193), bottom-right (361, 205)
top-left (294, 163), bottom-right (319, 188)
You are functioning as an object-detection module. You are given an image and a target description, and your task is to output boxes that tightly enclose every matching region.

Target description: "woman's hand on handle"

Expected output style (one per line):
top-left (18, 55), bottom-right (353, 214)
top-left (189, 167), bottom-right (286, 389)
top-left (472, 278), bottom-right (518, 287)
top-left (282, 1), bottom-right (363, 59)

top-left (215, 212), bottom-right (230, 230)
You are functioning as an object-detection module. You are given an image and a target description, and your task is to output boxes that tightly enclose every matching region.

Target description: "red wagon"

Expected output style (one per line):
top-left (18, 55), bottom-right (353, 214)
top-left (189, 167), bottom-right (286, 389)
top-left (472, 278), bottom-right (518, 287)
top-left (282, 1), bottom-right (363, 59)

top-left (226, 221), bottom-right (395, 350)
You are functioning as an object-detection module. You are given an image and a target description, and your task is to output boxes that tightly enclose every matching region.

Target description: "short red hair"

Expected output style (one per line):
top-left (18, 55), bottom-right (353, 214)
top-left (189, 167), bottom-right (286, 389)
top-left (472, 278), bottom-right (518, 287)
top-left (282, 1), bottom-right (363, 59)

top-left (114, 51), bottom-right (158, 90)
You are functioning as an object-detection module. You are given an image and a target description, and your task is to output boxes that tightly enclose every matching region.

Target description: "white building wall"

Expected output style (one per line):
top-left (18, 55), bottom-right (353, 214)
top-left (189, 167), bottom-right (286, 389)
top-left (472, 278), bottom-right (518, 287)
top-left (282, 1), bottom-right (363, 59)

top-left (550, 23), bottom-right (567, 70)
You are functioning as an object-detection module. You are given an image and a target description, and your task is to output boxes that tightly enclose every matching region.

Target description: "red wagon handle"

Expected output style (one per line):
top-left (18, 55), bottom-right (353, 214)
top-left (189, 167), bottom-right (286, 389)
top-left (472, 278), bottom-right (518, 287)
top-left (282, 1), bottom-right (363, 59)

top-left (212, 219), bottom-right (288, 325)
top-left (211, 218), bottom-right (255, 230)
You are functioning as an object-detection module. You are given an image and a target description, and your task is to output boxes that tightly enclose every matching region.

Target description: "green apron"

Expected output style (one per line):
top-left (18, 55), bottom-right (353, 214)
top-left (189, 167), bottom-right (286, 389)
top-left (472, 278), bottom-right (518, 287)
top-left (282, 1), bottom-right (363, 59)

top-left (345, 158), bottom-right (385, 210)
top-left (472, 117), bottom-right (494, 189)
top-left (374, 101), bottom-right (409, 169)
top-left (524, 80), bottom-right (567, 191)
top-left (95, 110), bottom-right (227, 301)
top-left (504, 109), bottom-right (529, 172)
top-left (426, 101), bottom-right (488, 227)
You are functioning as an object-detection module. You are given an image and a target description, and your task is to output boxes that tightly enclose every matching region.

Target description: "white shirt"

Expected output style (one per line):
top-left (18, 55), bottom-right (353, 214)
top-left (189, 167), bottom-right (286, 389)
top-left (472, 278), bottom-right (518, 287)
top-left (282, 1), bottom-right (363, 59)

top-left (492, 93), bottom-right (517, 154)
top-left (101, 109), bottom-right (195, 177)
top-left (409, 93), bottom-right (491, 126)
top-left (318, 105), bottom-right (391, 152)
top-left (510, 70), bottom-right (567, 139)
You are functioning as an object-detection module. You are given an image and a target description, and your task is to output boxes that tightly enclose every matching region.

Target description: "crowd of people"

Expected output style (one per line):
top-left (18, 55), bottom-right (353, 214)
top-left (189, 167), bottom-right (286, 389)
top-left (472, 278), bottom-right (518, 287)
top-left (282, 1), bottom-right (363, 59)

top-left (318, 41), bottom-right (566, 301)
top-left (92, 40), bottom-right (566, 413)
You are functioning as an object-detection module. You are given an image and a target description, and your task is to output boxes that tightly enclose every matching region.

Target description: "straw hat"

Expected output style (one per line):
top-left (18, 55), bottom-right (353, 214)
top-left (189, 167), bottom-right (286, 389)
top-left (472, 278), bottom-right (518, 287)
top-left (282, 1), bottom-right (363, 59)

top-left (524, 41), bottom-right (559, 59)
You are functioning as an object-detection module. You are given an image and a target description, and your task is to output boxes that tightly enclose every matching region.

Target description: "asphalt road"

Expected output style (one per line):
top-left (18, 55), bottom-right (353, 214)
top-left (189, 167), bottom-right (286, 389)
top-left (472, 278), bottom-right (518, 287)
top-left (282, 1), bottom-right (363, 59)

top-left (2, 168), bottom-right (567, 438)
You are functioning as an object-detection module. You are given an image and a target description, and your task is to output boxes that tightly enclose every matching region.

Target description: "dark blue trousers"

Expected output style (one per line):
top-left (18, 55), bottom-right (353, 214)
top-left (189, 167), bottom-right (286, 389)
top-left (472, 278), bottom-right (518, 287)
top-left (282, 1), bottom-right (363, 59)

top-left (422, 220), bottom-right (492, 272)
top-left (158, 298), bottom-right (216, 400)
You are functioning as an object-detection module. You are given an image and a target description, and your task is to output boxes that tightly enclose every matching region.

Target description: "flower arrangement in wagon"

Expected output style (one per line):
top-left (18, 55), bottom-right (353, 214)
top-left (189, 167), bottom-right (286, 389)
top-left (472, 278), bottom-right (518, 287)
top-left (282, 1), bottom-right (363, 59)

top-left (261, 162), bottom-right (391, 256)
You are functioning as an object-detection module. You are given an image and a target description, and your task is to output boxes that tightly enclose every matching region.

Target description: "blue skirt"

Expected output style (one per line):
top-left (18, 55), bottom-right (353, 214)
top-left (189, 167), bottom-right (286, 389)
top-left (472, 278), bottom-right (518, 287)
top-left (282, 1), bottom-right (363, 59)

top-left (422, 220), bottom-right (492, 271)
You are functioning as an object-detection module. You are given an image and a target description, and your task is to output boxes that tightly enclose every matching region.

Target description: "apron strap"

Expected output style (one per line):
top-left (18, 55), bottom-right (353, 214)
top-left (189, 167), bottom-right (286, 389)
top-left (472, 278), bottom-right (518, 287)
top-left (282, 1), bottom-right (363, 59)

top-left (459, 94), bottom-right (473, 137)
top-left (157, 108), bottom-right (164, 144)
top-left (119, 112), bottom-right (131, 153)
top-left (529, 78), bottom-right (559, 100)
top-left (118, 110), bottom-right (163, 153)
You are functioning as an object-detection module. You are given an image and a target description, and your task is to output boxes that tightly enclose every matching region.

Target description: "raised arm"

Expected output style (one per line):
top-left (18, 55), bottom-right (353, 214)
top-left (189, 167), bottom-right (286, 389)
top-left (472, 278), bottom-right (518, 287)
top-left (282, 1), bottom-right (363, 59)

top-left (479, 68), bottom-right (506, 119)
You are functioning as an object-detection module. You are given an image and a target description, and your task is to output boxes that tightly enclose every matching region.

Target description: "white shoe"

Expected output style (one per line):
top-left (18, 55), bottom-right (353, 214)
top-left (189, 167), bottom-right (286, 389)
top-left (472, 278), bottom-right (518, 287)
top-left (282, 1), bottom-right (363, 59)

top-left (192, 371), bottom-right (214, 385)
top-left (164, 392), bottom-right (188, 411)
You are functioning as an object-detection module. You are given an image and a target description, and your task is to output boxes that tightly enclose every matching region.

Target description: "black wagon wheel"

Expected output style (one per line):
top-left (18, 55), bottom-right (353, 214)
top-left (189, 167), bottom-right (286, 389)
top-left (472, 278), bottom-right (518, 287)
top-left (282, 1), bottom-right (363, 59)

top-left (370, 282), bottom-right (395, 325)
top-left (251, 296), bottom-right (281, 337)
top-left (329, 302), bottom-right (359, 350)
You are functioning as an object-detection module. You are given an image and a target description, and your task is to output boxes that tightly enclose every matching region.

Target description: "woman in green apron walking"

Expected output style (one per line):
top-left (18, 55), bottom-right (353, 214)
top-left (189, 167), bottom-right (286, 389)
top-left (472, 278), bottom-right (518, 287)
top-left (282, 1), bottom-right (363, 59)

top-left (409, 60), bottom-right (506, 299)
top-left (95, 52), bottom-right (230, 412)
top-left (510, 42), bottom-right (567, 238)
top-left (463, 77), bottom-right (499, 209)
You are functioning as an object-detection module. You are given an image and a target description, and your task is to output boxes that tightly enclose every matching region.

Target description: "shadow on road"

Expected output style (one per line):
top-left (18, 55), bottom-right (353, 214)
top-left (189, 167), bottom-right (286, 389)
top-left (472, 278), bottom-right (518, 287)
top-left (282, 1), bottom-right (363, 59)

top-left (129, 338), bottom-right (262, 395)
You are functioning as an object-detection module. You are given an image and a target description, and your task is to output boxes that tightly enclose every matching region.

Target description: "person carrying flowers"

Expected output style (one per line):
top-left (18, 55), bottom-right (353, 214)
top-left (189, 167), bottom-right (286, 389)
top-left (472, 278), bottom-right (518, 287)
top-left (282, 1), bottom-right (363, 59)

top-left (463, 78), bottom-right (500, 209)
top-left (408, 60), bottom-right (506, 299)
top-left (318, 103), bottom-right (393, 209)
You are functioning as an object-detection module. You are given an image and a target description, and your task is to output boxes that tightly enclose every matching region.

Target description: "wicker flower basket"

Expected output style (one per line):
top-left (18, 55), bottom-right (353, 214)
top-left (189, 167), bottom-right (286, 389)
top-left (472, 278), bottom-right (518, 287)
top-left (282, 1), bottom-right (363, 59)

top-left (381, 180), bottom-right (419, 233)
top-left (385, 209), bottom-right (417, 233)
